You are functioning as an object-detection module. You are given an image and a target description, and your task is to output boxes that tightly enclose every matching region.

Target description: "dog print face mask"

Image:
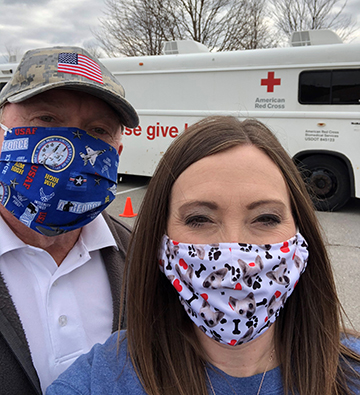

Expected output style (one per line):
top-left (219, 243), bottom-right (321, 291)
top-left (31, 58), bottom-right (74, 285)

top-left (0, 124), bottom-right (119, 236)
top-left (159, 233), bottom-right (309, 346)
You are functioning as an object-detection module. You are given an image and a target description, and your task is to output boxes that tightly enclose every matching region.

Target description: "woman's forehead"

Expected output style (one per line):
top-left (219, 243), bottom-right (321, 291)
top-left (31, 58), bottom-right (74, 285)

top-left (170, 145), bottom-right (290, 208)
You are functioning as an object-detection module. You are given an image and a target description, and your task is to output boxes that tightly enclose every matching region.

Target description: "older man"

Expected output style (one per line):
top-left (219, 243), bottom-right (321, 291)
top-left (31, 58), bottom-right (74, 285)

top-left (0, 47), bottom-right (138, 394)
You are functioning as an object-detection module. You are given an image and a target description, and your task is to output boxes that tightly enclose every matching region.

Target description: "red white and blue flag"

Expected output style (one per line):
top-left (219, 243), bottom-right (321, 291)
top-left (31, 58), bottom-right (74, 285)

top-left (58, 53), bottom-right (103, 84)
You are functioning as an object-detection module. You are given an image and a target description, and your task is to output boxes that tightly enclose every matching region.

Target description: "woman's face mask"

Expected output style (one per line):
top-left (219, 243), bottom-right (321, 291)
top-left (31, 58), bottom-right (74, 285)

top-left (0, 124), bottom-right (119, 236)
top-left (159, 233), bottom-right (309, 346)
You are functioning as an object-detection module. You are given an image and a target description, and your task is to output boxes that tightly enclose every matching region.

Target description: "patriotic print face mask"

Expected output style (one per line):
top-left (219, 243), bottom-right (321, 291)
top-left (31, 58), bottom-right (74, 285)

top-left (159, 233), bottom-right (309, 346)
top-left (0, 124), bottom-right (119, 236)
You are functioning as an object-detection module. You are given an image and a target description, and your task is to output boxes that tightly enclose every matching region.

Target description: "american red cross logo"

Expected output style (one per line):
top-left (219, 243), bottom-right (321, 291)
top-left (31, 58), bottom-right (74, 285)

top-left (261, 71), bottom-right (281, 92)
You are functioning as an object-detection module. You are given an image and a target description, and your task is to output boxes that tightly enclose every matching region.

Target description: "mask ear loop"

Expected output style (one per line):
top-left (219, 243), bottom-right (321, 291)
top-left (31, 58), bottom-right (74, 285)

top-left (0, 123), bottom-right (11, 136)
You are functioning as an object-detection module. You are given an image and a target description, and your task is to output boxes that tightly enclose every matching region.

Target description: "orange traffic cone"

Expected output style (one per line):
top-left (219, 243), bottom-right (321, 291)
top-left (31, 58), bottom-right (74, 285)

top-left (119, 197), bottom-right (137, 217)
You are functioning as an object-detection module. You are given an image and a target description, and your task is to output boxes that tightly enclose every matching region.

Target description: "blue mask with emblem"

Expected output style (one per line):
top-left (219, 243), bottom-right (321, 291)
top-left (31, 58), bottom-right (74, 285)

top-left (0, 124), bottom-right (119, 236)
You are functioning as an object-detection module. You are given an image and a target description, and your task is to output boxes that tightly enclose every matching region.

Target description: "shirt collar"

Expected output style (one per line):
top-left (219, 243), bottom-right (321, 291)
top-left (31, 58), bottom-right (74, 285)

top-left (0, 212), bottom-right (118, 258)
top-left (80, 213), bottom-right (118, 252)
top-left (0, 214), bottom-right (27, 256)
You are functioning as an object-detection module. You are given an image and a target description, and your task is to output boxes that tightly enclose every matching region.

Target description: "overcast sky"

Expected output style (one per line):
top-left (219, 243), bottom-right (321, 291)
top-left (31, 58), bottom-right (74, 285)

top-left (0, 0), bottom-right (359, 63)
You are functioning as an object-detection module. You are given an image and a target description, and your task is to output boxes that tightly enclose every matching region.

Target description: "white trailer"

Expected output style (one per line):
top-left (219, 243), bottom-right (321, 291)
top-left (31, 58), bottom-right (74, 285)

top-left (1, 31), bottom-right (359, 210)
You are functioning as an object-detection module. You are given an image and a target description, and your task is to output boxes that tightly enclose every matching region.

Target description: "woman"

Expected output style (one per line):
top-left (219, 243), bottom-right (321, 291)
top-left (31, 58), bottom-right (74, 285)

top-left (47, 116), bottom-right (360, 395)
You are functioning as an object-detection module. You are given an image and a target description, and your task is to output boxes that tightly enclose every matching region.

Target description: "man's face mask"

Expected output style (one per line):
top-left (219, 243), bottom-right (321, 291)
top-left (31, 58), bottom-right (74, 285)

top-left (0, 124), bottom-right (119, 236)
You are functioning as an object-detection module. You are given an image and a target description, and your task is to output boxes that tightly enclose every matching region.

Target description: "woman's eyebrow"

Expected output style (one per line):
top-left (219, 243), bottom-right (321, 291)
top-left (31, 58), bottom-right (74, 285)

top-left (246, 199), bottom-right (286, 210)
top-left (178, 200), bottom-right (219, 213)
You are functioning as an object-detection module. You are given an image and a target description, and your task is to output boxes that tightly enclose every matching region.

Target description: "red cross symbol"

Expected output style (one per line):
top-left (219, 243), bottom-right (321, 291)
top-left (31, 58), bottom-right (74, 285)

top-left (261, 71), bottom-right (281, 92)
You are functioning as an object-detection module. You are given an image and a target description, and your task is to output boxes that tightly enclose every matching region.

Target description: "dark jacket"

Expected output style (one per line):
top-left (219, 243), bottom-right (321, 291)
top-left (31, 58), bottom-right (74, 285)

top-left (0, 212), bottom-right (131, 395)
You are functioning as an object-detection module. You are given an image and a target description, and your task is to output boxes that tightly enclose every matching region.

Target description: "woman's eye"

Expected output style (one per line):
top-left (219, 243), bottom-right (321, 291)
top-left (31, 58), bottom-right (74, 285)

top-left (185, 215), bottom-right (212, 228)
top-left (254, 215), bottom-right (281, 226)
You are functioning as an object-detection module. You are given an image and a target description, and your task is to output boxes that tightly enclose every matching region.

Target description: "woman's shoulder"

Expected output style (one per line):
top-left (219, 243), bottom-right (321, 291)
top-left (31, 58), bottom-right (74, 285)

top-left (342, 334), bottom-right (360, 355)
top-left (341, 334), bottom-right (360, 391)
top-left (46, 330), bottom-right (146, 395)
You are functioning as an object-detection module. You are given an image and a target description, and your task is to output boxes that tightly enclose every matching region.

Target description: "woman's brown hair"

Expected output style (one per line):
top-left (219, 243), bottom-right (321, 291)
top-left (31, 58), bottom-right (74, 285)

top-left (121, 116), bottom-right (360, 394)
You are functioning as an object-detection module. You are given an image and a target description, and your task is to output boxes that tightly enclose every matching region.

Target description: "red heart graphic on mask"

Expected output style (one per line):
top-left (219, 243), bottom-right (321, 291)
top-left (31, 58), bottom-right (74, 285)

top-left (229, 248), bottom-right (232, 252)
top-left (159, 259), bottom-right (164, 267)
top-left (294, 280), bottom-right (298, 288)
top-left (173, 241), bottom-right (179, 245)
top-left (265, 316), bottom-right (268, 322)
top-left (179, 259), bottom-right (188, 270)
top-left (173, 279), bottom-right (182, 292)
top-left (280, 242), bottom-right (290, 253)
top-left (292, 252), bottom-right (296, 260)
top-left (228, 302), bottom-right (234, 310)
top-left (201, 293), bottom-right (208, 301)
top-left (229, 339), bottom-right (237, 346)
top-left (249, 262), bottom-right (256, 267)
top-left (235, 283), bottom-right (242, 290)
top-left (275, 290), bottom-right (281, 298)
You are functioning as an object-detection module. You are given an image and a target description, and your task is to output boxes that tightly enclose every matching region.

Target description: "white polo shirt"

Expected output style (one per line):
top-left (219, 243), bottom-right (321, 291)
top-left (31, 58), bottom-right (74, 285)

top-left (0, 214), bottom-right (117, 393)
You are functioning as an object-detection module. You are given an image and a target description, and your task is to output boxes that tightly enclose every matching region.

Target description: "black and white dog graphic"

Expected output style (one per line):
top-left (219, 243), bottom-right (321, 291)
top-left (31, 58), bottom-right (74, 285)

top-left (165, 238), bottom-right (179, 261)
top-left (202, 267), bottom-right (228, 289)
top-left (175, 263), bottom-right (194, 292)
top-left (294, 254), bottom-right (307, 274)
top-left (180, 296), bottom-right (197, 318)
top-left (266, 258), bottom-right (290, 286)
top-left (199, 300), bottom-right (225, 327)
top-left (267, 292), bottom-right (288, 319)
top-left (235, 326), bottom-right (254, 345)
top-left (238, 255), bottom-right (264, 287)
top-left (228, 292), bottom-right (256, 319)
top-left (188, 244), bottom-right (206, 259)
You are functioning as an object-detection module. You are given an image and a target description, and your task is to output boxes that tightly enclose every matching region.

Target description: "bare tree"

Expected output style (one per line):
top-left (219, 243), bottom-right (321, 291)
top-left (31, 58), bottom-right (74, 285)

top-left (270, 0), bottom-right (357, 42)
top-left (170, 0), bottom-right (252, 51)
top-left (2, 44), bottom-right (23, 63)
top-left (93, 0), bottom-right (273, 56)
top-left (174, 0), bottom-right (277, 51)
top-left (94, 0), bottom-right (181, 57)
top-left (83, 42), bottom-right (106, 59)
top-left (237, 0), bottom-right (279, 49)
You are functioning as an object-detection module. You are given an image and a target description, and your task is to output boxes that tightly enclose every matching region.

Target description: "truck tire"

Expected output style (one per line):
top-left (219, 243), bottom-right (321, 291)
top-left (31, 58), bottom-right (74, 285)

top-left (300, 155), bottom-right (350, 211)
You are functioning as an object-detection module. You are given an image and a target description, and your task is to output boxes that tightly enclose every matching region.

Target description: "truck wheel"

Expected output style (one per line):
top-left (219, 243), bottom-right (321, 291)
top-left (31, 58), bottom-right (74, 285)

top-left (300, 155), bottom-right (350, 211)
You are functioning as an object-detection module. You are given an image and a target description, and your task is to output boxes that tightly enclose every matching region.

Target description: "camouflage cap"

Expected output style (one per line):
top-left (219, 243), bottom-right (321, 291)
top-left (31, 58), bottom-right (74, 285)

top-left (0, 46), bottom-right (139, 128)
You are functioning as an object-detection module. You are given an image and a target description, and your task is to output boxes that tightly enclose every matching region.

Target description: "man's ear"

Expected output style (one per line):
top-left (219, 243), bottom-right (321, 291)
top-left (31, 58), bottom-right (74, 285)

top-left (117, 143), bottom-right (123, 156)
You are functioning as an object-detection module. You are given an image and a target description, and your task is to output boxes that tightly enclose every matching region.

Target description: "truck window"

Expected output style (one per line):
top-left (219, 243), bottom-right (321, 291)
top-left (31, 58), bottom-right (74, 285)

top-left (299, 69), bottom-right (360, 104)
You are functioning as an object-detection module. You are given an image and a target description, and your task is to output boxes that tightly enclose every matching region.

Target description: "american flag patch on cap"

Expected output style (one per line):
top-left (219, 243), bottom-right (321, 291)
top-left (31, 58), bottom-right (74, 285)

top-left (58, 53), bottom-right (103, 84)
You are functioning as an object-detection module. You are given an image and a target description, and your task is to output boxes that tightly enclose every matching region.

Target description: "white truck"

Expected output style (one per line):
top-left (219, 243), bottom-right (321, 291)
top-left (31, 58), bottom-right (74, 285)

top-left (1, 30), bottom-right (359, 211)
